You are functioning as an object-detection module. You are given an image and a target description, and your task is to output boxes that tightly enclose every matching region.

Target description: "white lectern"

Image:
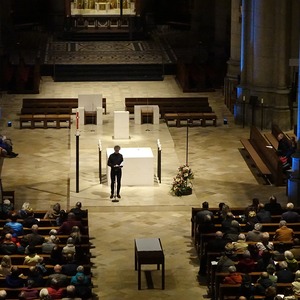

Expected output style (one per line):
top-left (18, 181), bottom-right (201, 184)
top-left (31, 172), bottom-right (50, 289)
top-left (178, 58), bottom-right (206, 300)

top-left (134, 105), bottom-right (160, 125)
top-left (78, 94), bottom-right (103, 125)
top-left (114, 111), bottom-right (129, 139)
top-left (106, 147), bottom-right (154, 186)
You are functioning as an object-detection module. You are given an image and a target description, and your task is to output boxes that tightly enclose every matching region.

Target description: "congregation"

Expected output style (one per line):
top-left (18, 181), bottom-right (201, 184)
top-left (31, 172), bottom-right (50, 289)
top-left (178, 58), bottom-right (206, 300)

top-left (195, 197), bottom-right (300, 300)
top-left (0, 200), bottom-right (93, 299)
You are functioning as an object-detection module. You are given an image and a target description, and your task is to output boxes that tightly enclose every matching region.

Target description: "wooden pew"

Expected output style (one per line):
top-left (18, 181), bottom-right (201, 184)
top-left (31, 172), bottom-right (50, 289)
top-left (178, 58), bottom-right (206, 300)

top-left (19, 98), bottom-right (107, 129)
top-left (124, 97), bottom-right (211, 118)
top-left (164, 112), bottom-right (217, 127)
top-left (240, 126), bottom-right (285, 186)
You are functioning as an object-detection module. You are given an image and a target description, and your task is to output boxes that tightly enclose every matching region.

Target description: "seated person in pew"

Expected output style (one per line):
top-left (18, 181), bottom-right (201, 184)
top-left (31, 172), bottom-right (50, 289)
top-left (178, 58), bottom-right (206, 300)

top-left (264, 195), bottom-right (282, 215)
top-left (44, 203), bottom-right (65, 226)
top-left (292, 270), bottom-right (300, 297)
top-left (198, 231), bottom-right (226, 277)
top-left (246, 223), bottom-right (264, 242)
top-left (256, 203), bottom-right (272, 223)
top-left (39, 288), bottom-right (52, 300)
top-left (61, 253), bottom-right (79, 276)
top-left (5, 266), bottom-right (25, 288)
top-left (266, 264), bottom-right (278, 284)
top-left (62, 285), bottom-right (80, 300)
top-left (236, 250), bottom-right (256, 273)
top-left (244, 198), bottom-right (260, 215)
top-left (281, 202), bottom-right (300, 223)
top-left (0, 199), bottom-right (14, 219)
top-left (47, 277), bottom-right (65, 299)
top-left (239, 274), bottom-right (255, 300)
top-left (27, 266), bottom-right (45, 287)
top-left (244, 210), bottom-right (259, 231)
top-left (5, 211), bottom-right (23, 238)
top-left (275, 261), bottom-right (295, 283)
top-left (284, 250), bottom-right (298, 272)
top-left (194, 201), bottom-right (214, 226)
top-left (216, 252), bottom-right (235, 272)
top-left (0, 233), bottom-right (23, 254)
top-left (223, 265), bottom-right (243, 284)
top-left (221, 212), bottom-right (235, 234)
top-left (0, 135), bottom-right (18, 158)
top-left (255, 271), bottom-right (275, 296)
top-left (0, 255), bottom-right (12, 277)
top-left (70, 201), bottom-right (87, 220)
top-left (0, 290), bottom-right (6, 300)
top-left (264, 286), bottom-right (278, 300)
top-left (277, 133), bottom-right (295, 166)
top-left (22, 210), bottom-right (40, 228)
top-left (19, 279), bottom-right (39, 300)
top-left (18, 202), bottom-right (33, 219)
top-left (23, 245), bottom-right (43, 265)
top-left (233, 233), bottom-right (248, 254)
top-left (256, 232), bottom-right (274, 255)
top-left (58, 212), bottom-right (84, 235)
top-left (223, 220), bottom-right (241, 242)
top-left (21, 224), bottom-right (45, 247)
top-left (71, 266), bottom-right (92, 300)
top-left (46, 264), bottom-right (69, 288)
top-left (256, 250), bottom-right (275, 272)
top-left (290, 238), bottom-right (300, 260)
top-left (273, 220), bottom-right (294, 242)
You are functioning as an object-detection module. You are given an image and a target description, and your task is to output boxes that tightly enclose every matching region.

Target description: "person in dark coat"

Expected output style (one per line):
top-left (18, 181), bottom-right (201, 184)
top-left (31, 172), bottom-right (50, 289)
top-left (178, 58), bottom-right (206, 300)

top-left (107, 145), bottom-right (123, 199)
top-left (275, 261), bottom-right (295, 283)
top-left (58, 213), bottom-right (84, 235)
top-left (281, 202), bottom-right (300, 223)
top-left (264, 195), bottom-right (282, 215)
top-left (256, 203), bottom-right (272, 223)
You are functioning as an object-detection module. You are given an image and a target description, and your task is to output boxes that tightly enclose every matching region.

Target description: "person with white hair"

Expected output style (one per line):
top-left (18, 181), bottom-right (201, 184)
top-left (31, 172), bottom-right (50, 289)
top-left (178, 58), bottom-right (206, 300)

top-left (246, 223), bottom-right (264, 242)
top-left (256, 232), bottom-right (274, 254)
top-left (39, 288), bottom-right (51, 300)
top-left (233, 233), bottom-right (248, 253)
top-left (21, 224), bottom-right (45, 247)
top-left (292, 270), bottom-right (300, 296)
top-left (273, 220), bottom-right (294, 242)
top-left (281, 202), bottom-right (300, 223)
top-left (223, 265), bottom-right (242, 284)
top-left (0, 290), bottom-right (7, 300)
top-left (284, 250), bottom-right (298, 272)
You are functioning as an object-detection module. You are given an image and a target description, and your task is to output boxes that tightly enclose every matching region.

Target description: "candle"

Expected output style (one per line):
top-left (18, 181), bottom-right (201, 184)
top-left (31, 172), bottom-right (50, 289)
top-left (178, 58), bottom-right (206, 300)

top-left (243, 96), bottom-right (245, 101)
top-left (261, 98), bottom-right (264, 104)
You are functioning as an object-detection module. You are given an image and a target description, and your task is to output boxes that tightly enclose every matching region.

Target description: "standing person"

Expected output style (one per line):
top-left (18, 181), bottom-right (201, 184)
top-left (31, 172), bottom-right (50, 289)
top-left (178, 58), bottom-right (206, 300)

top-left (107, 145), bottom-right (123, 199)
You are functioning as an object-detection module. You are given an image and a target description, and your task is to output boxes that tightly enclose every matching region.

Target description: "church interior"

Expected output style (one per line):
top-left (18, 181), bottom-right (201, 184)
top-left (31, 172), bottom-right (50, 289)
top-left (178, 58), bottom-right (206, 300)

top-left (0, 0), bottom-right (300, 299)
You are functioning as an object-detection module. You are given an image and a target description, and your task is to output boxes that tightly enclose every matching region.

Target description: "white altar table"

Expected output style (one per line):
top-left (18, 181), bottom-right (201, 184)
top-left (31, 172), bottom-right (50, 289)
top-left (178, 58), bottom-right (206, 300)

top-left (106, 147), bottom-right (154, 186)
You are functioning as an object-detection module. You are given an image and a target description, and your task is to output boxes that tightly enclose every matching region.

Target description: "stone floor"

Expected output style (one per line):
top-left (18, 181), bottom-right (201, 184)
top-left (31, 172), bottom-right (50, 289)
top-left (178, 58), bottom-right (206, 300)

top-left (0, 75), bottom-right (287, 299)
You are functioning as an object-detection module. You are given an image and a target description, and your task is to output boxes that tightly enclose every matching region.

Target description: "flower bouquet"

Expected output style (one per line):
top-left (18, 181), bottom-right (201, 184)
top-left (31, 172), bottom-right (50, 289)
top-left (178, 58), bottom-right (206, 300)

top-left (171, 164), bottom-right (194, 196)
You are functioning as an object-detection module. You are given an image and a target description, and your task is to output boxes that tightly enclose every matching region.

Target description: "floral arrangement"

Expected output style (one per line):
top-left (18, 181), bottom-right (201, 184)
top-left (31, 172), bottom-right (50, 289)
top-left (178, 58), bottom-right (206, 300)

top-left (171, 164), bottom-right (194, 196)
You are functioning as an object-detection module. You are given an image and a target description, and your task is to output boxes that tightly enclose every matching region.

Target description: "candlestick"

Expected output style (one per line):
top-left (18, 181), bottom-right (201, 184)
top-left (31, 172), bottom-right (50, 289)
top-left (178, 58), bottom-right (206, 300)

top-left (76, 112), bottom-right (79, 130)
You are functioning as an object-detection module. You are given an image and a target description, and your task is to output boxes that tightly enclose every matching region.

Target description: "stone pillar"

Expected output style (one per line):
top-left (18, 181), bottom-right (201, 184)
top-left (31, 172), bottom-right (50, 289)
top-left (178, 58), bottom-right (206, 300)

top-left (237, 0), bottom-right (291, 129)
top-left (224, 0), bottom-right (242, 114)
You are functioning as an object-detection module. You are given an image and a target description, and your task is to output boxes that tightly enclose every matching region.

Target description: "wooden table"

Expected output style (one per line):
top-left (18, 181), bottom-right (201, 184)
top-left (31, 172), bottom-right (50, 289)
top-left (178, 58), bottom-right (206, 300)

top-left (134, 238), bottom-right (165, 290)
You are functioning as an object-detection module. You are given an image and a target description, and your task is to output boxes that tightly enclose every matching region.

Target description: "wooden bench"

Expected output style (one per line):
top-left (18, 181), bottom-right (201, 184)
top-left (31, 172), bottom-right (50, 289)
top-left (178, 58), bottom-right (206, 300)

top-left (19, 98), bottom-right (107, 129)
top-left (240, 126), bottom-right (284, 186)
top-left (164, 112), bottom-right (217, 127)
top-left (125, 97), bottom-right (211, 117)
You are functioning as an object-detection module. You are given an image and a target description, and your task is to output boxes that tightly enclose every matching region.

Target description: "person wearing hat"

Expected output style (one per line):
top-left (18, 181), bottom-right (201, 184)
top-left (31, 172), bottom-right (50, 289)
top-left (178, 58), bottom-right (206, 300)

top-left (62, 237), bottom-right (76, 259)
top-left (107, 145), bottom-right (123, 199)
top-left (0, 199), bottom-right (14, 219)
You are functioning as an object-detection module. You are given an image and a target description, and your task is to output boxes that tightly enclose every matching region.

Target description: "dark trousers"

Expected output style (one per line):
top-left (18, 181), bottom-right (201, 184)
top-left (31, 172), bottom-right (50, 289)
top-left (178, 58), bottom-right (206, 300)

top-left (110, 168), bottom-right (122, 195)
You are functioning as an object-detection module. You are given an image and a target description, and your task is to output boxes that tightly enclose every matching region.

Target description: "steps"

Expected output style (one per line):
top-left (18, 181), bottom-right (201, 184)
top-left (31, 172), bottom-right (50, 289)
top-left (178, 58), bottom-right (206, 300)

top-left (53, 64), bottom-right (164, 82)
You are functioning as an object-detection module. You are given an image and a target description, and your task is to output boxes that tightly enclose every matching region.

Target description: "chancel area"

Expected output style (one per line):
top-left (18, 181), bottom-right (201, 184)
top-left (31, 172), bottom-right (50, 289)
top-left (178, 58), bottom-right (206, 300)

top-left (0, 0), bottom-right (300, 299)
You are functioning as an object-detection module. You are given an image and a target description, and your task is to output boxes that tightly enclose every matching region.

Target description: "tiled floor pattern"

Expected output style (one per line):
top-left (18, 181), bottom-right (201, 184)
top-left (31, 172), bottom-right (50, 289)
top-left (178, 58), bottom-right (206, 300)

top-left (0, 76), bottom-right (288, 299)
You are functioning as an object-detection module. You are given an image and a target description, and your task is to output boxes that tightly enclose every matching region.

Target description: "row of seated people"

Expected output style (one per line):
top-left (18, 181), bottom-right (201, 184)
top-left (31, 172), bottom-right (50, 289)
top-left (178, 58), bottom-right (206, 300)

top-left (194, 198), bottom-right (300, 253)
top-left (196, 199), bottom-right (300, 300)
top-left (0, 201), bottom-right (93, 299)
